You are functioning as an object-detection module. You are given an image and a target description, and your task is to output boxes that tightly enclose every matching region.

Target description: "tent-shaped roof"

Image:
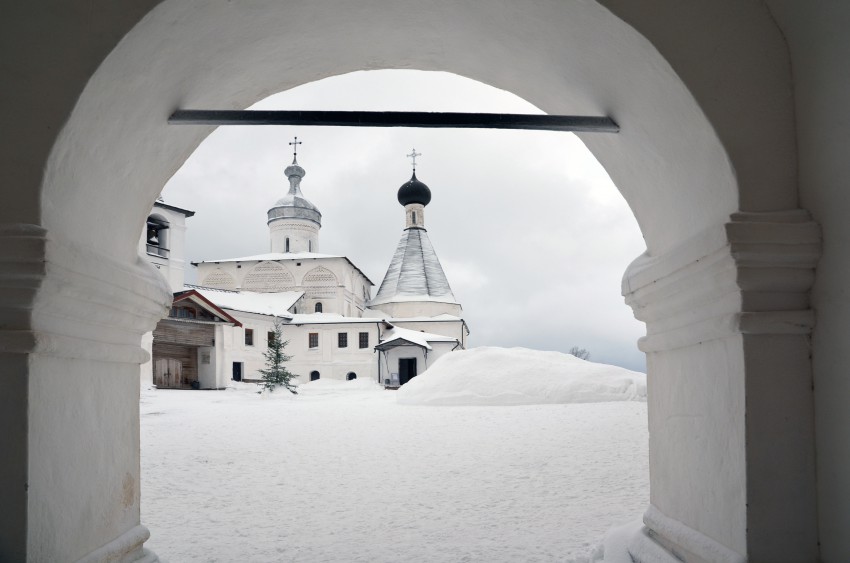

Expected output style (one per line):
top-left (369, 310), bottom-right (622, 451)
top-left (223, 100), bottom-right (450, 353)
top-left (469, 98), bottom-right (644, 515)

top-left (370, 228), bottom-right (457, 306)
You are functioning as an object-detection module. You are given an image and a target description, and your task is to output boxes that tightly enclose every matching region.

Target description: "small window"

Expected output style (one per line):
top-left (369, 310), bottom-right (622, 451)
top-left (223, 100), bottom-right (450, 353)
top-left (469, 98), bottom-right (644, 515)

top-left (285, 237), bottom-right (290, 252)
top-left (338, 332), bottom-right (348, 348)
top-left (267, 331), bottom-right (275, 347)
top-left (169, 307), bottom-right (177, 317)
top-left (309, 240), bottom-right (312, 252)
top-left (412, 211), bottom-right (417, 224)
top-left (245, 328), bottom-right (254, 346)
top-left (347, 372), bottom-right (357, 381)
top-left (310, 370), bottom-right (320, 381)
top-left (359, 332), bottom-right (369, 349)
top-left (315, 302), bottom-right (323, 313)
top-left (308, 333), bottom-right (319, 348)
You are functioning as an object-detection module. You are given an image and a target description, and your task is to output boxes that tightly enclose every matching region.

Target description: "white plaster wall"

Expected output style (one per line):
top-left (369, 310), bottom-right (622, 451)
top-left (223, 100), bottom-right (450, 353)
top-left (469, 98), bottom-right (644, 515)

top-left (140, 331), bottom-right (153, 386)
top-left (196, 346), bottom-right (216, 388)
top-left (646, 337), bottom-right (747, 555)
top-left (196, 256), bottom-right (372, 315)
top-left (213, 324), bottom-right (228, 388)
top-left (285, 322), bottom-right (381, 382)
top-left (762, 3), bottom-right (850, 559)
top-left (371, 300), bottom-right (462, 319)
top-left (137, 205), bottom-right (189, 293)
top-left (219, 311), bottom-right (382, 382)
top-left (405, 204), bottom-right (425, 229)
top-left (28, 357), bottom-right (143, 561)
top-left (269, 219), bottom-right (319, 254)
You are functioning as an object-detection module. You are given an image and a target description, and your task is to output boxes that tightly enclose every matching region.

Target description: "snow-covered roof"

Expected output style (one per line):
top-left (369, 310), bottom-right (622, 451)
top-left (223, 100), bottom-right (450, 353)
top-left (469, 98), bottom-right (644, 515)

top-left (288, 313), bottom-right (384, 325)
top-left (192, 253), bottom-right (375, 285)
top-left (195, 252), bottom-right (339, 263)
top-left (188, 286), bottom-right (303, 318)
top-left (370, 228), bottom-right (457, 306)
top-left (172, 290), bottom-right (242, 326)
top-left (377, 325), bottom-right (458, 351)
top-left (361, 311), bottom-right (463, 322)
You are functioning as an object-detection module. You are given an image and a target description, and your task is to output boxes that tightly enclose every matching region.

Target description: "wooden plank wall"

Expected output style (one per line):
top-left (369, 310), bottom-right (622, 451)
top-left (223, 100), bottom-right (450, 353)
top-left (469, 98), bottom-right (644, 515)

top-left (152, 342), bottom-right (198, 382)
top-left (153, 319), bottom-right (214, 347)
top-left (152, 320), bottom-right (213, 384)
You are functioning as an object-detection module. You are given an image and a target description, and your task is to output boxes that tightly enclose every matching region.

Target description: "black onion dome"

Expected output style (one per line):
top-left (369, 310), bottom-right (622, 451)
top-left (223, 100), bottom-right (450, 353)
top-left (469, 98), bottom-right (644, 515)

top-left (397, 172), bottom-right (432, 206)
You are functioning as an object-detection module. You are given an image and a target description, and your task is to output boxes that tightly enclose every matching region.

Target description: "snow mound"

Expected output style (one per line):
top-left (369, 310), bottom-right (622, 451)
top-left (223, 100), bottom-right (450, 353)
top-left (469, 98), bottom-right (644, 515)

top-left (397, 346), bottom-right (646, 406)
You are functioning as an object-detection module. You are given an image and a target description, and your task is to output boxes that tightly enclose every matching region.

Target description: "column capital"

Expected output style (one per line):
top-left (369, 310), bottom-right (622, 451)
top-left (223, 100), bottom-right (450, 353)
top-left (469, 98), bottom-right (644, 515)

top-left (0, 223), bottom-right (171, 363)
top-left (623, 210), bottom-right (820, 352)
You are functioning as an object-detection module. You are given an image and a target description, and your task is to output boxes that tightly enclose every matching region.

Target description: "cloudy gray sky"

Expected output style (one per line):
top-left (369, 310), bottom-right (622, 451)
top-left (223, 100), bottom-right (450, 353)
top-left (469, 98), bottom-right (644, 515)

top-left (162, 70), bottom-right (648, 371)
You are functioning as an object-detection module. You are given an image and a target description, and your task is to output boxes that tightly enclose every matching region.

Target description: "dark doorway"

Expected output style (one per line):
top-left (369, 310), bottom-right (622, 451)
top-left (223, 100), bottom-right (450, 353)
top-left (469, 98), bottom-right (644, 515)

top-left (398, 358), bottom-right (417, 385)
top-left (232, 362), bottom-right (242, 381)
top-left (310, 370), bottom-right (320, 381)
top-left (347, 372), bottom-right (357, 380)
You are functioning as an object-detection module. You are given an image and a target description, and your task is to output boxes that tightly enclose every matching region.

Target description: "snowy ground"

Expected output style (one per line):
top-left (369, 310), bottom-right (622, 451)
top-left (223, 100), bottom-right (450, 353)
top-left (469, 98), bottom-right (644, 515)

top-left (141, 375), bottom-right (648, 562)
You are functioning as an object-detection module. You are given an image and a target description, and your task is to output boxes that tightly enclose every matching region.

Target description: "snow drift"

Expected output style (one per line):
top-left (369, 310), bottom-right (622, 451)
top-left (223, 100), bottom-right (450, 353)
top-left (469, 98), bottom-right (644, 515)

top-left (396, 346), bottom-right (646, 406)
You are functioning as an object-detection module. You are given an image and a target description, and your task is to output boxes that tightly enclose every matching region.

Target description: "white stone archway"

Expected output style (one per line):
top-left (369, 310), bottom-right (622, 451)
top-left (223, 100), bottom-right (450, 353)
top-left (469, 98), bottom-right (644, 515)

top-left (2, 1), bottom-right (821, 561)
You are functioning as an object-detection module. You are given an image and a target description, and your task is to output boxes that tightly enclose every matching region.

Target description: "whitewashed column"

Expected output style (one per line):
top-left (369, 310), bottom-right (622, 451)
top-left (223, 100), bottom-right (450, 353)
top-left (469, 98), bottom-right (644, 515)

top-left (0, 224), bottom-right (169, 562)
top-left (623, 210), bottom-right (820, 562)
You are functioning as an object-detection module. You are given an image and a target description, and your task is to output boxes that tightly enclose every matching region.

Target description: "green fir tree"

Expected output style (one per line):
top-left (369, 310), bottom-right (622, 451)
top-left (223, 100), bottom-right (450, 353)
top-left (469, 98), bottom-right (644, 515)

top-left (259, 318), bottom-right (298, 394)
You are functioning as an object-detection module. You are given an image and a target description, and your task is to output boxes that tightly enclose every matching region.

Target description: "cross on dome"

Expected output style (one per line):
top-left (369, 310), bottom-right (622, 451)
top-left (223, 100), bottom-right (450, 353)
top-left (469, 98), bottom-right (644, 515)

top-left (407, 148), bottom-right (422, 172)
top-left (289, 136), bottom-right (303, 162)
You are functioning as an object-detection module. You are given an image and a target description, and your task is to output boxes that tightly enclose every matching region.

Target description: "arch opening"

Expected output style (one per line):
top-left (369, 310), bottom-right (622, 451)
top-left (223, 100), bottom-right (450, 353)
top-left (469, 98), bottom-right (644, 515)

top-left (17, 1), bottom-right (812, 562)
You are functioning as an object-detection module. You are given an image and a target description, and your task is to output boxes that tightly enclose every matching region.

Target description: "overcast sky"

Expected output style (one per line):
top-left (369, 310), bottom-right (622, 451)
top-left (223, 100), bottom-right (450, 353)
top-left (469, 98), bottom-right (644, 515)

top-left (161, 70), bottom-right (648, 371)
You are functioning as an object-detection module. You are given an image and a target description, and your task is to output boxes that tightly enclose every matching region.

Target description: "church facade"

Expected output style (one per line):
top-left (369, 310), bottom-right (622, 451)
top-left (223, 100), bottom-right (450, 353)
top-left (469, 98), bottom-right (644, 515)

top-left (143, 152), bottom-right (469, 389)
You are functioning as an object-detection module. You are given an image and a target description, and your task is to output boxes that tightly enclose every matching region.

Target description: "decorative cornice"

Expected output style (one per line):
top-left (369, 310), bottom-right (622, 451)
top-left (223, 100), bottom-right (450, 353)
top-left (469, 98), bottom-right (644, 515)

top-left (623, 211), bottom-right (821, 352)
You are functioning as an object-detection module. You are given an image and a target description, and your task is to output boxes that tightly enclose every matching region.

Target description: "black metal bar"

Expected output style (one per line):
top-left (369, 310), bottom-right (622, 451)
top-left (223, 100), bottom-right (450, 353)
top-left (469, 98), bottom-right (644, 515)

top-left (168, 110), bottom-right (619, 133)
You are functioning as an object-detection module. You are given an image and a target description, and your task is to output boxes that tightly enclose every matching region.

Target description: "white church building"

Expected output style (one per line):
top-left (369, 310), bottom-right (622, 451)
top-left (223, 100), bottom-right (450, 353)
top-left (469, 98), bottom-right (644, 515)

top-left (141, 151), bottom-right (469, 389)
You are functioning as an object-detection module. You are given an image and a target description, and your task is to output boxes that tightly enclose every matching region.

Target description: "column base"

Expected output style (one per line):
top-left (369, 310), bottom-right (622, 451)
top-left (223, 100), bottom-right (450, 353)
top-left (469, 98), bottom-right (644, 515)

top-left (75, 525), bottom-right (159, 563)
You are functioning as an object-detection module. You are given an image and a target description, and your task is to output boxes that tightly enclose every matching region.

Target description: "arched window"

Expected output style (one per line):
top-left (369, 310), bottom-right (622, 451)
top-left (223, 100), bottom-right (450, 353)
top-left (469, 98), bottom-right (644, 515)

top-left (310, 371), bottom-right (320, 381)
top-left (315, 302), bottom-right (323, 313)
top-left (347, 372), bottom-right (357, 381)
top-left (309, 240), bottom-right (313, 252)
top-left (412, 211), bottom-right (417, 224)
top-left (285, 237), bottom-right (290, 253)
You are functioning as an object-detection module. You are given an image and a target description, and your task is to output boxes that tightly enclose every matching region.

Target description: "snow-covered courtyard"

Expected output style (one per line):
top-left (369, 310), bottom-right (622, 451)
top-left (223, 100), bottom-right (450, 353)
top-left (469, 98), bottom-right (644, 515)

top-left (141, 350), bottom-right (649, 562)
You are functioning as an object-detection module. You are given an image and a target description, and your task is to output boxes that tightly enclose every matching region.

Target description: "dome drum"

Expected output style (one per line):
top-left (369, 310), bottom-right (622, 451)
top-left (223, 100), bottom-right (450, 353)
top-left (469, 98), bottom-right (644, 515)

top-left (267, 204), bottom-right (322, 226)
